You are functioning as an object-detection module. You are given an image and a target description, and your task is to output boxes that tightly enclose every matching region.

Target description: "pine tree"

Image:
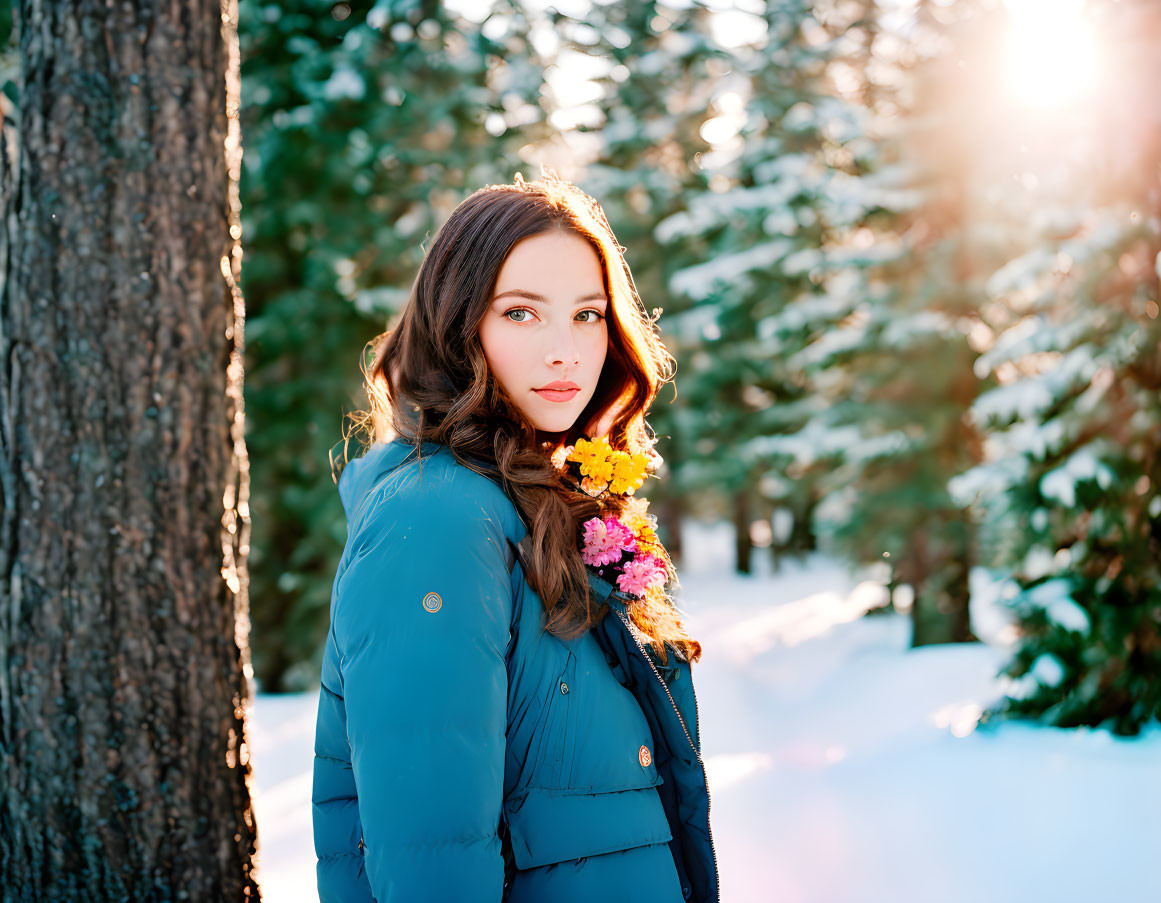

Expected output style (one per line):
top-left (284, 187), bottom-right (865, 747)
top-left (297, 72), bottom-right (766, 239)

top-left (653, 0), bottom-right (884, 573)
top-left (238, 0), bottom-right (551, 690)
top-left (549, 0), bottom-right (724, 564)
top-left (776, 0), bottom-right (995, 645)
top-left (951, 0), bottom-right (1161, 734)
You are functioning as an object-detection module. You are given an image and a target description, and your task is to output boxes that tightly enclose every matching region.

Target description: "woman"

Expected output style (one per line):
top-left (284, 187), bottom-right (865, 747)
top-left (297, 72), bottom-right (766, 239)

top-left (311, 168), bottom-right (718, 903)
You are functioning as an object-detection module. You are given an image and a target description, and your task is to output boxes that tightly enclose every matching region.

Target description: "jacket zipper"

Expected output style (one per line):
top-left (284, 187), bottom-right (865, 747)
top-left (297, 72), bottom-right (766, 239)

top-left (612, 604), bottom-right (720, 902)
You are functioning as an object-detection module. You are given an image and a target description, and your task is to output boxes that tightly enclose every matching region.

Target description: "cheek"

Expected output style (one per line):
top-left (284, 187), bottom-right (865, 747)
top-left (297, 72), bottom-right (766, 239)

top-left (586, 326), bottom-right (609, 374)
top-left (478, 321), bottom-right (503, 379)
top-left (480, 319), bottom-right (527, 392)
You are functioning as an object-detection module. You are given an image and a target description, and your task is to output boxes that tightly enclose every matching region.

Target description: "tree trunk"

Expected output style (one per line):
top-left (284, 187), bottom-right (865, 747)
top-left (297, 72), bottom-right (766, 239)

top-left (789, 486), bottom-right (818, 553)
top-left (906, 514), bottom-right (979, 648)
top-left (0, 1), bottom-right (257, 898)
top-left (733, 486), bottom-right (752, 575)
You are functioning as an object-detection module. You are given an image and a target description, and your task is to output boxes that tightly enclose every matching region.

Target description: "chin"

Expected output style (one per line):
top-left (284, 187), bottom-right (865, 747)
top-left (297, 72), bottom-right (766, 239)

top-left (527, 407), bottom-right (583, 434)
top-left (531, 416), bottom-right (578, 434)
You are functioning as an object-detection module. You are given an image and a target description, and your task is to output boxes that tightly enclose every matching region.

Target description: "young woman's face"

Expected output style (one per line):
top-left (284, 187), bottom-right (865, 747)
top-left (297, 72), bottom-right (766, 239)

top-left (479, 229), bottom-right (609, 434)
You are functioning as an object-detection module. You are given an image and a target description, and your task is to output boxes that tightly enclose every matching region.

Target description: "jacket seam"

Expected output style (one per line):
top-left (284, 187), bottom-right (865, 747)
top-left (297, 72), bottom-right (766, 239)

top-left (313, 752), bottom-right (353, 765)
top-left (359, 832), bottom-right (498, 851)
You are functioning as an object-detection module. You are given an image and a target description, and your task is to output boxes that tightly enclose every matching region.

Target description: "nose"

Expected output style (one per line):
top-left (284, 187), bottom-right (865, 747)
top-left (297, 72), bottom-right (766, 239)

top-left (544, 322), bottom-right (581, 367)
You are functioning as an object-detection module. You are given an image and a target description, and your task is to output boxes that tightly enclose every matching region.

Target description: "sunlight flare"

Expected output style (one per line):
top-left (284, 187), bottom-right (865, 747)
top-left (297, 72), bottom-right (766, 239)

top-left (1003, 0), bottom-right (1102, 109)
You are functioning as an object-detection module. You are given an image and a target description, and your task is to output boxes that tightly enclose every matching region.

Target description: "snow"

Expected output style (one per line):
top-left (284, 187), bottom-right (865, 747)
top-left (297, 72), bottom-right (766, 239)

top-left (248, 520), bottom-right (1161, 902)
top-left (668, 237), bottom-right (796, 301)
top-left (1025, 652), bottom-right (1067, 689)
top-left (972, 345), bottom-right (1097, 426)
top-left (1019, 576), bottom-right (1091, 634)
top-left (320, 66), bottom-right (366, 102)
top-left (1039, 446), bottom-right (1115, 509)
top-left (756, 280), bottom-right (858, 340)
top-left (983, 208), bottom-right (1128, 300)
top-left (655, 158), bottom-right (819, 243)
top-left (741, 419), bottom-right (913, 469)
top-left (818, 169), bottom-right (925, 228)
top-left (947, 454), bottom-right (1029, 507)
top-left (984, 246), bottom-right (1057, 299)
top-left (788, 318), bottom-right (866, 366)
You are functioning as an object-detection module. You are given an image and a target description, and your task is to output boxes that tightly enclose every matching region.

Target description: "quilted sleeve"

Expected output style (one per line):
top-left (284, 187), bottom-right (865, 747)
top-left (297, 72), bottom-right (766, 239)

top-left (331, 483), bottom-right (514, 902)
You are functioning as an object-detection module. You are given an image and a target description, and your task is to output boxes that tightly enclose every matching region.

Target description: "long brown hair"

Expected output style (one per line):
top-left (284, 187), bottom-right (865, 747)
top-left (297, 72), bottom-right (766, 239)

top-left (341, 166), bottom-right (701, 665)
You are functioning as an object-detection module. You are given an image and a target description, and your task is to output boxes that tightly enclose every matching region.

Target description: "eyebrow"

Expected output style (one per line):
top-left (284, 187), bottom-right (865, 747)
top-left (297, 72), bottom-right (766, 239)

top-left (492, 289), bottom-right (608, 305)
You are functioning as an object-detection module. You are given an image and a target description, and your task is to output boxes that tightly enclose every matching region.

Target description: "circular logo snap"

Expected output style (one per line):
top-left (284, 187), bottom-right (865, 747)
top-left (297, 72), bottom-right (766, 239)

top-left (638, 744), bottom-right (652, 767)
top-left (421, 592), bottom-right (442, 613)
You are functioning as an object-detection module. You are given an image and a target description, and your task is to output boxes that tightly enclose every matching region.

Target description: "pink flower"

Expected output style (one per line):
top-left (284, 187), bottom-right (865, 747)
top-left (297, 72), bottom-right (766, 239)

top-left (616, 554), bottom-right (667, 597)
top-left (581, 516), bottom-right (638, 567)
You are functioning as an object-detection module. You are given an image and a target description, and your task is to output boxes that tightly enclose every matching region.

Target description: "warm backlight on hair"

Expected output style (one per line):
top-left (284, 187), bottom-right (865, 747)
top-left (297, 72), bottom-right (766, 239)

top-left (1003, 0), bottom-right (1101, 109)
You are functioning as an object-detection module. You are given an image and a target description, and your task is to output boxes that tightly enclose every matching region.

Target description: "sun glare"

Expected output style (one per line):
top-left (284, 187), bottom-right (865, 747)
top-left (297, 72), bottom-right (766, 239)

top-left (1003, 0), bottom-right (1101, 109)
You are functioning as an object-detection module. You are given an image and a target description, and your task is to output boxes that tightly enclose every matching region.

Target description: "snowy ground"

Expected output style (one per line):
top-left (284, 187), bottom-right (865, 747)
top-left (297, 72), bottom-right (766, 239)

top-left (248, 520), bottom-right (1161, 902)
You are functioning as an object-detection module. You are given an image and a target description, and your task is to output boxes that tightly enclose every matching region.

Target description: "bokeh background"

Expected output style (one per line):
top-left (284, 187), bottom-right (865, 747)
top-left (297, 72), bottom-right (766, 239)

top-left (232, 1), bottom-right (1160, 899)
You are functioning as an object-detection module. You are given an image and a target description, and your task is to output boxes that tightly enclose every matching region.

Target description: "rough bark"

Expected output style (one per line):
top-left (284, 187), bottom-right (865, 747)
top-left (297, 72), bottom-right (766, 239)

top-left (0, 1), bottom-right (257, 898)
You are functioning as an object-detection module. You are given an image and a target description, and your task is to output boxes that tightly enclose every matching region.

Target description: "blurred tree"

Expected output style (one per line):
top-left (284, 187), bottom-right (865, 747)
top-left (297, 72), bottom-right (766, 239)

top-left (0, 0), bottom-right (256, 896)
top-left (780, 0), bottom-right (992, 646)
top-left (652, 0), bottom-right (876, 575)
top-left (547, 0), bottom-right (725, 567)
top-left (237, 0), bottom-right (551, 691)
top-left (952, 0), bottom-right (1161, 733)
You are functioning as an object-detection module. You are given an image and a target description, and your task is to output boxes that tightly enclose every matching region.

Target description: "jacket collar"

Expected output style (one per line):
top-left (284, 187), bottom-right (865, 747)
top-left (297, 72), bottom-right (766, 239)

top-left (334, 438), bottom-right (443, 520)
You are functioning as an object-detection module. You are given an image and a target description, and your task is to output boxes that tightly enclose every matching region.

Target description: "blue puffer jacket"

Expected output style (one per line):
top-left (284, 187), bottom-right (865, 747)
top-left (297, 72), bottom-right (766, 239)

top-left (312, 438), bottom-right (719, 902)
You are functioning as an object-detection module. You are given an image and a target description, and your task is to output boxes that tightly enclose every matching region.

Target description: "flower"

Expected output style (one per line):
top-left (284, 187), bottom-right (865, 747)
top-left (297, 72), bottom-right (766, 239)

top-left (561, 434), bottom-right (672, 604)
top-left (581, 516), bottom-right (638, 567)
top-left (608, 452), bottom-right (648, 495)
top-left (570, 436), bottom-right (616, 484)
top-left (579, 475), bottom-right (604, 495)
top-left (616, 553), bottom-right (668, 598)
top-left (618, 496), bottom-right (658, 546)
top-left (551, 444), bottom-right (574, 470)
top-left (566, 436), bottom-right (652, 497)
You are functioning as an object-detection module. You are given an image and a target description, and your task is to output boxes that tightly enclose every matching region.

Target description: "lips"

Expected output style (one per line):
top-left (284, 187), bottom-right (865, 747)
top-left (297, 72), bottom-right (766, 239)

top-left (534, 387), bottom-right (580, 402)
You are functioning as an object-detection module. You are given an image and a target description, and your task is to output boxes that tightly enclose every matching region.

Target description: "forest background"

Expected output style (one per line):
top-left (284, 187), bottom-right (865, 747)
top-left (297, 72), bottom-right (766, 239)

top-left (236, 0), bottom-right (1160, 737)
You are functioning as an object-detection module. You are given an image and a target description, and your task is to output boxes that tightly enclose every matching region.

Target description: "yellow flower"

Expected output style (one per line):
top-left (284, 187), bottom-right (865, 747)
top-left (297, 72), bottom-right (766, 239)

top-left (567, 436), bottom-right (654, 497)
top-left (589, 457), bottom-right (616, 485)
top-left (568, 435), bottom-right (607, 467)
top-left (567, 436), bottom-right (615, 485)
top-left (608, 451), bottom-right (648, 495)
top-left (568, 436), bottom-right (611, 480)
top-left (635, 524), bottom-right (660, 549)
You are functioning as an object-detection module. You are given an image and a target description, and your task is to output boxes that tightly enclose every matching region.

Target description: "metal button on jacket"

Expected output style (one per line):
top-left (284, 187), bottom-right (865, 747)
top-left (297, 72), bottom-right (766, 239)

top-left (560, 681), bottom-right (569, 694)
